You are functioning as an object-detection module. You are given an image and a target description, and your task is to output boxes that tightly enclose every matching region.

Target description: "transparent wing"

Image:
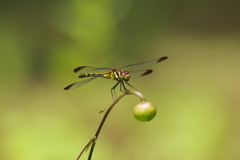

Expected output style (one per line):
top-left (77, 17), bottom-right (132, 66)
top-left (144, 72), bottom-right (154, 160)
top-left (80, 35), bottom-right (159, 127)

top-left (64, 76), bottom-right (99, 90)
top-left (129, 69), bottom-right (153, 78)
top-left (73, 66), bottom-right (112, 75)
top-left (120, 56), bottom-right (168, 70)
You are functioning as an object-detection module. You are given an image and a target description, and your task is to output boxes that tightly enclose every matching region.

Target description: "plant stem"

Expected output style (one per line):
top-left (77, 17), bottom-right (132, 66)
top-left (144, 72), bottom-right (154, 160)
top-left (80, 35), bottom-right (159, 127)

top-left (76, 91), bottom-right (145, 160)
top-left (87, 141), bottom-right (95, 160)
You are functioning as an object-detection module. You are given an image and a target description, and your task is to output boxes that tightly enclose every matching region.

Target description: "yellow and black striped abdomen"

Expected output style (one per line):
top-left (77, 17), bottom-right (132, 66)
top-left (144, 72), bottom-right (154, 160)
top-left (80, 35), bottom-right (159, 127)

top-left (79, 72), bottom-right (107, 78)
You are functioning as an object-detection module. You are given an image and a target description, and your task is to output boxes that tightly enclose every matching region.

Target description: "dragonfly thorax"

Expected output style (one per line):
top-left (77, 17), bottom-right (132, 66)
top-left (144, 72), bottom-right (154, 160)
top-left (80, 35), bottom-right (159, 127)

top-left (111, 69), bottom-right (131, 82)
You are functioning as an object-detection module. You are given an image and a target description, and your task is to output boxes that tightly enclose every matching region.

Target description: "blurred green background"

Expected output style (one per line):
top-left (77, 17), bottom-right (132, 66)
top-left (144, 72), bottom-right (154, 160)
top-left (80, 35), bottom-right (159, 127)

top-left (1, 0), bottom-right (240, 160)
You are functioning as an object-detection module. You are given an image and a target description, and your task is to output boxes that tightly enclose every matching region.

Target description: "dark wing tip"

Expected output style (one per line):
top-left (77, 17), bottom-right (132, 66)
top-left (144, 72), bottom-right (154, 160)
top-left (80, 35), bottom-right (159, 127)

top-left (73, 66), bottom-right (86, 73)
top-left (64, 83), bottom-right (74, 90)
top-left (157, 56), bottom-right (168, 63)
top-left (141, 69), bottom-right (153, 76)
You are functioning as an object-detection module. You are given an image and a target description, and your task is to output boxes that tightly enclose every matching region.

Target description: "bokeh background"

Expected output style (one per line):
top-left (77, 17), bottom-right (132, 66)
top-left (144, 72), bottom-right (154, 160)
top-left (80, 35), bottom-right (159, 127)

top-left (1, 0), bottom-right (240, 160)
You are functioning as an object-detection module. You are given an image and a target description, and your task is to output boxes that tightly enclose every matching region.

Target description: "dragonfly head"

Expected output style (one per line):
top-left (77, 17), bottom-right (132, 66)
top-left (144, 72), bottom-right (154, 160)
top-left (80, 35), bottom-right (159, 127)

top-left (121, 71), bottom-right (131, 81)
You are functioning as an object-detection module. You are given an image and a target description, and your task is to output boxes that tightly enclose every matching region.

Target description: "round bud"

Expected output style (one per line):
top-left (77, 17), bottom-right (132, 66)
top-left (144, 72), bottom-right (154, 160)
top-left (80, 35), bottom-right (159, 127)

top-left (133, 101), bottom-right (157, 122)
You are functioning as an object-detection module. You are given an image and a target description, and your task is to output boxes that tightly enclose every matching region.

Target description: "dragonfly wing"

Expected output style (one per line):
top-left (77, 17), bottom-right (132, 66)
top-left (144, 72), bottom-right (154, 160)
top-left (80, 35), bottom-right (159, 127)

top-left (129, 69), bottom-right (153, 78)
top-left (64, 76), bottom-right (99, 90)
top-left (74, 66), bottom-right (111, 75)
top-left (120, 56), bottom-right (168, 70)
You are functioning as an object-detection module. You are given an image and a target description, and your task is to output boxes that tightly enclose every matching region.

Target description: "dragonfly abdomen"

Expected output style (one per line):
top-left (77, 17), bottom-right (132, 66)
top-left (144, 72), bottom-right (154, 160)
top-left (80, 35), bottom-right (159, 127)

top-left (79, 73), bottom-right (106, 78)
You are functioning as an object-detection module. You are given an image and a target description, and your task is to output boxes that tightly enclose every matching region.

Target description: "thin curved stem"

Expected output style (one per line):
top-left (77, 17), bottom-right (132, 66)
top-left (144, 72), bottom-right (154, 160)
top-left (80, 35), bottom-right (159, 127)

top-left (128, 90), bottom-right (146, 101)
top-left (76, 90), bottom-right (146, 160)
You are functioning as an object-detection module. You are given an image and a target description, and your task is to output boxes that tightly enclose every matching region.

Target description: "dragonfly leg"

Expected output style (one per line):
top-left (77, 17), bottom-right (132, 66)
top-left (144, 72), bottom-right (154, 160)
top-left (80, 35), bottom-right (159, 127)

top-left (111, 81), bottom-right (121, 100)
top-left (120, 81), bottom-right (129, 92)
top-left (125, 81), bottom-right (137, 90)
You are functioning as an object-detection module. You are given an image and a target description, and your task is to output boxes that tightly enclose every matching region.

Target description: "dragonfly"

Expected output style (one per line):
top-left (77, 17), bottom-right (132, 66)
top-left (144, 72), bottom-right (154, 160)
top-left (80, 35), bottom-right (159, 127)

top-left (64, 56), bottom-right (168, 99)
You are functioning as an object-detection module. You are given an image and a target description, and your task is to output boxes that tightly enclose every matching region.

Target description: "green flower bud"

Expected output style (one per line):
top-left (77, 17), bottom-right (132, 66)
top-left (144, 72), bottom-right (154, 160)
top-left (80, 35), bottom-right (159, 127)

top-left (133, 101), bottom-right (157, 122)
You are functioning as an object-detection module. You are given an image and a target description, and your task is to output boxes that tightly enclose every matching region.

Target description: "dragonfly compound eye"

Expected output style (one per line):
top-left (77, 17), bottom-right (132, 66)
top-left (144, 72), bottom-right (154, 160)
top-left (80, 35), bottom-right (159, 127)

top-left (122, 71), bottom-right (131, 81)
